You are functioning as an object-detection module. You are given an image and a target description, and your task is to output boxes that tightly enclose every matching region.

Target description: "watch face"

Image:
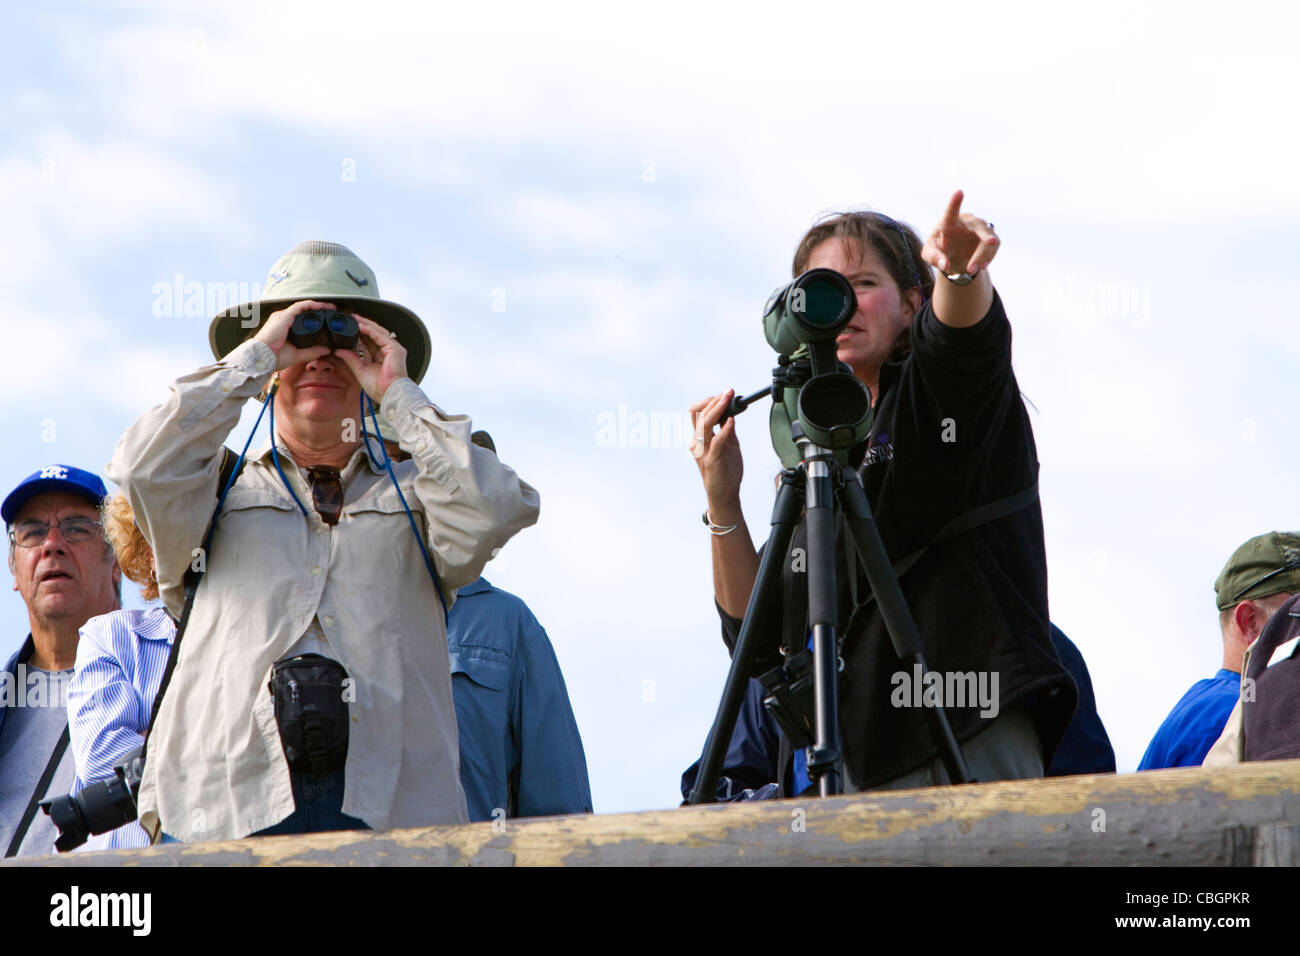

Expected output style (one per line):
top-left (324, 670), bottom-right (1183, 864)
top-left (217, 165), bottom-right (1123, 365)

top-left (944, 272), bottom-right (975, 286)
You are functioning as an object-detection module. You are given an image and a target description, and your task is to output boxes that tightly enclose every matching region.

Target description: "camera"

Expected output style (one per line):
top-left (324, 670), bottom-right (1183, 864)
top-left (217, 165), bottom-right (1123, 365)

top-left (288, 309), bottom-right (360, 352)
top-left (40, 746), bottom-right (145, 852)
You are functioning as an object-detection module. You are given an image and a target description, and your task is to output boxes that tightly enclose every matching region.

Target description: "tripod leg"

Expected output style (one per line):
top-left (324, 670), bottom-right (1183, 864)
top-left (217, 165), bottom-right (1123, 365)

top-left (688, 471), bottom-right (803, 804)
top-left (804, 456), bottom-right (842, 796)
top-left (837, 472), bottom-right (973, 785)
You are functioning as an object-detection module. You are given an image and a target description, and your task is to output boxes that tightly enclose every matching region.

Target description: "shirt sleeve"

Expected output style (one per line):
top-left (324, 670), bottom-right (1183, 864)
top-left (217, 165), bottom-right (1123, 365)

top-left (378, 379), bottom-right (541, 593)
top-left (904, 291), bottom-right (1020, 458)
top-left (105, 340), bottom-right (278, 616)
top-left (68, 616), bottom-right (147, 793)
top-left (680, 677), bottom-right (781, 801)
top-left (511, 616), bottom-right (592, 817)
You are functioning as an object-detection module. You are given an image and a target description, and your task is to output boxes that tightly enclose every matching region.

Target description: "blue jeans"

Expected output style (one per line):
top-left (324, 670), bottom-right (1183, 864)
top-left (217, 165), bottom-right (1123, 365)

top-left (160, 769), bottom-right (369, 841)
top-left (251, 768), bottom-right (370, 836)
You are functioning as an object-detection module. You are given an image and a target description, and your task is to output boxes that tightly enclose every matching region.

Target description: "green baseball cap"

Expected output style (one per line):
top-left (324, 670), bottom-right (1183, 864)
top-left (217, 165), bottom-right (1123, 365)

top-left (1214, 531), bottom-right (1300, 610)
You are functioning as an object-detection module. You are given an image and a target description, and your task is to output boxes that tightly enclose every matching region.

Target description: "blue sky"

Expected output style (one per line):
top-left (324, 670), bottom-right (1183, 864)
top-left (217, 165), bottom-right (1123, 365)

top-left (3, 1), bottom-right (1298, 814)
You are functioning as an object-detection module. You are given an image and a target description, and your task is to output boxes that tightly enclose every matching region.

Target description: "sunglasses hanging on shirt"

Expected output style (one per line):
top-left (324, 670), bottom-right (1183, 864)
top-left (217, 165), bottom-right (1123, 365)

top-left (307, 466), bottom-right (343, 526)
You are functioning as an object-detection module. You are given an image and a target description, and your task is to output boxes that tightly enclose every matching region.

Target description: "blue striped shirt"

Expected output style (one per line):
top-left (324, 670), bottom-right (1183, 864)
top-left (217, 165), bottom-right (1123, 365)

top-left (67, 607), bottom-right (175, 851)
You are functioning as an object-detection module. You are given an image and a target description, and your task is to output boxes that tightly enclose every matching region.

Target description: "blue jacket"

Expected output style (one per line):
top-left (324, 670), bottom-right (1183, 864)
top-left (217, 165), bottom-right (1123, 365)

top-left (1045, 625), bottom-right (1116, 776)
top-left (449, 578), bottom-right (592, 821)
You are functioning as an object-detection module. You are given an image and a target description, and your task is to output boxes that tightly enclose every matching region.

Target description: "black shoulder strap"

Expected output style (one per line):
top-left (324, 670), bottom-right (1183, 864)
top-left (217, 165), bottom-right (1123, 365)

top-left (841, 481), bottom-right (1039, 642)
top-left (143, 448), bottom-right (242, 752)
top-left (5, 724), bottom-right (70, 858)
top-left (884, 481), bottom-right (1040, 584)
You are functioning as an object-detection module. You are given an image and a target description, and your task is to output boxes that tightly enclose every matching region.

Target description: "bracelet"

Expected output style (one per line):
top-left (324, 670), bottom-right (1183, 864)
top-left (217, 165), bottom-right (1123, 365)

top-left (943, 271), bottom-right (976, 286)
top-left (702, 510), bottom-right (740, 536)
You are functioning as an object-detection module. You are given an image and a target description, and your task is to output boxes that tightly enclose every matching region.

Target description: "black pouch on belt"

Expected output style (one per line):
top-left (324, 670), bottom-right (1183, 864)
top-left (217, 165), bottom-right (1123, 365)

top-left (269, 654), bottom-right (350, 775)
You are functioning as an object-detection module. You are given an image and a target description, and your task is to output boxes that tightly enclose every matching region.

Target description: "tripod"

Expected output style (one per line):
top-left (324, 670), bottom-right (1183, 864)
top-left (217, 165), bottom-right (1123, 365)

top-left (688, 423), bottom-right (972, 802)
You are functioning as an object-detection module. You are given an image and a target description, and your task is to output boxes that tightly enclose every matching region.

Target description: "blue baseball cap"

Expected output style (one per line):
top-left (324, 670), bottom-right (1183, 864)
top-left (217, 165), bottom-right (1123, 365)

top-left (2, 465), bottom-right (109, 525)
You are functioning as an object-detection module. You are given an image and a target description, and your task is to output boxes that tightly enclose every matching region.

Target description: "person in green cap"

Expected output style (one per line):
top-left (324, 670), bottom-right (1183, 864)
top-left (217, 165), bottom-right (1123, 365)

top-left (1138, 531), bottom-right (1300, 770)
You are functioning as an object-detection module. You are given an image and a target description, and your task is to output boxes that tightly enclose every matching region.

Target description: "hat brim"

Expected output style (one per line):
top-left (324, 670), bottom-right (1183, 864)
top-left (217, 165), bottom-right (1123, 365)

top-left (209, 297), bottom-right (431, 384)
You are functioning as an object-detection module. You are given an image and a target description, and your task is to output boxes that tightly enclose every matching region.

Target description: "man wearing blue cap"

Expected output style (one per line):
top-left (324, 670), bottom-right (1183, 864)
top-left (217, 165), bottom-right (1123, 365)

top-left (0, 465), bottom-right (120, 857)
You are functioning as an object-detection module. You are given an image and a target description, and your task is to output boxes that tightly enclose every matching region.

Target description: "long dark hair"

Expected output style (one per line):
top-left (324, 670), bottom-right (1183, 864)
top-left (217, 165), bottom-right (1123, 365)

top-left (791, 210), bottom-right (933, 362)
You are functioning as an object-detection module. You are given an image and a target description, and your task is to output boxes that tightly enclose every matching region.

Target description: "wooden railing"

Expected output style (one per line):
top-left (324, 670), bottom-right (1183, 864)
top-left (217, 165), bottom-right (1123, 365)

top-left (12, 760), bottom-right (1299, 866)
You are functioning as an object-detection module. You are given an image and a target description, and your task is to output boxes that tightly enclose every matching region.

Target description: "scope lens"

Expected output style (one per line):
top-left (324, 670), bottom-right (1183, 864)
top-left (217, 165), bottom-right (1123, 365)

top-left (800, 276), bottom-right (851, 328)
top-left (299, 314), bottom-right (324, 333)
top-left (327, 312), bottom-right (351, 333)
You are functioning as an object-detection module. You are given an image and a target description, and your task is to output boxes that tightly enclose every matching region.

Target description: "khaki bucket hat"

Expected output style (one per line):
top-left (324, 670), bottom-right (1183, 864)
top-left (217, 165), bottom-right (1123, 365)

top-left (208, 240), bottom-right (431, 383)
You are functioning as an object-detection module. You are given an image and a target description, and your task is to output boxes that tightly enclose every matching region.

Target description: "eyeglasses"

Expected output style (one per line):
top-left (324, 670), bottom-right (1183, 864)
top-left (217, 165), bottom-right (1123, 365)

top-left (307, 467), bottom-right (343, 526)
top-left (1229, 559), bottom-right (1300, 604)
top-left (7, 517), bottom-right (104, 549)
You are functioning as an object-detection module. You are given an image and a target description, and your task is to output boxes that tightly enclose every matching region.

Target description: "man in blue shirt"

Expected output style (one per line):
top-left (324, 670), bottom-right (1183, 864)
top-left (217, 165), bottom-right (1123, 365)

top-left (448, 577), bottom-right (592, 821)
top-left (1138, 531), bottom-right (1300, 770)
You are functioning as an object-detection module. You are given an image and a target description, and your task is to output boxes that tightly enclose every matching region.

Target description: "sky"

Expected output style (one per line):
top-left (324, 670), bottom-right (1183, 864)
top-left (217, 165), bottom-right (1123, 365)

top-left (2, 0), bottom-right (1298, 815)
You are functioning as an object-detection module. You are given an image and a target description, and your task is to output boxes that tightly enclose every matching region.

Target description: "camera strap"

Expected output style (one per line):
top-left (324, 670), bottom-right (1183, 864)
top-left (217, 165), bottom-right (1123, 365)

top-left (142, 447), bottom-right (244, 755)
top-left (5, 724), bottom-right (70, 859)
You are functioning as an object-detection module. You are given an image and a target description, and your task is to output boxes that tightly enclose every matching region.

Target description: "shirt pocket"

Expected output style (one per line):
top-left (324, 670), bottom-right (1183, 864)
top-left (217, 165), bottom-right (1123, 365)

top-left (220, 486), bottom-right (302, 518)
top-left (344, 484), bottom-right (427, 578)
top-left (347, 481), bottom-right (424, 524)
top-left (449, 646), bottom-right (510, 692)
top-left (199, 487), bottom-right (302, 603)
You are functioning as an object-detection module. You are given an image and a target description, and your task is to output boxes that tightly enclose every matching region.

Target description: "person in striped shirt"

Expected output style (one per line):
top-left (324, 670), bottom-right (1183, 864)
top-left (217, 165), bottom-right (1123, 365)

top-left (67, 492), bottom-right (174, 851)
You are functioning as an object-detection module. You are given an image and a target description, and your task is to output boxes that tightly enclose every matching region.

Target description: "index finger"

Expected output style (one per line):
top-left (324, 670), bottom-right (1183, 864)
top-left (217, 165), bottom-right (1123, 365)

top-left (268, 299), bottom-right (338, 325)
top-left (354, 315), bottom-right (404, 348)
top-left (940, 189), bottom-right (965, 226)
top-left (287, 299), bottom-right (338, 315)
top-left (696, 390), bottom-right (734, 431)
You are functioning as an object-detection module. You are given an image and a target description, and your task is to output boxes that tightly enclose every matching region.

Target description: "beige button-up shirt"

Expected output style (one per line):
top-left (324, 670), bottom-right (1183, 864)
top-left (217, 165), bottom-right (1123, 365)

top-left (106, 340), bottom-right (540, 841)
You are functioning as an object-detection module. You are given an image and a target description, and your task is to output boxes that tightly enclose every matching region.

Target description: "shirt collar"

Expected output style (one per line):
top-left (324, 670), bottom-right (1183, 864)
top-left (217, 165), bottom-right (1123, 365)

top-left (137, 607), bottom-right (177, 643)
top-left (247, 430), bottom-right (389, 478)
top-left (456, 576), bottom-right (492, 598)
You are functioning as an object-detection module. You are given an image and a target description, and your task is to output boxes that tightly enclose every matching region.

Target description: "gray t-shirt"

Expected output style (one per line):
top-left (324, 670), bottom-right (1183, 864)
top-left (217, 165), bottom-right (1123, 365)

top-left (0, 664), bottom-right (76, 857)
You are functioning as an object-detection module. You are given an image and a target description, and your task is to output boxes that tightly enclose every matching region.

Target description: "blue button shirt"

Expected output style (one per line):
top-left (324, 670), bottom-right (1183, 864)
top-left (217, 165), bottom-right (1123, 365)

top-left (67, 607), bottom-right (176, 851)
top-left (1138, 668), bottom-right (1240, 770)
top-left (449, 578), bottom-right (592, 821)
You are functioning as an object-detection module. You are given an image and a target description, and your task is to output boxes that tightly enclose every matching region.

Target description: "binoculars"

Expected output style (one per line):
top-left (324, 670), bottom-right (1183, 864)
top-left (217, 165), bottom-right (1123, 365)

top-left (288, 309), bottom-right (360, 351)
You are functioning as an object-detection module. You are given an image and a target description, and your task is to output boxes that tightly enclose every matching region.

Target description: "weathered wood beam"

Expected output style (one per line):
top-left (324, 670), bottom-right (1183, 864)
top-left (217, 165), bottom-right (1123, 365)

top-left (12, 761), bottom-right (1300, 866)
